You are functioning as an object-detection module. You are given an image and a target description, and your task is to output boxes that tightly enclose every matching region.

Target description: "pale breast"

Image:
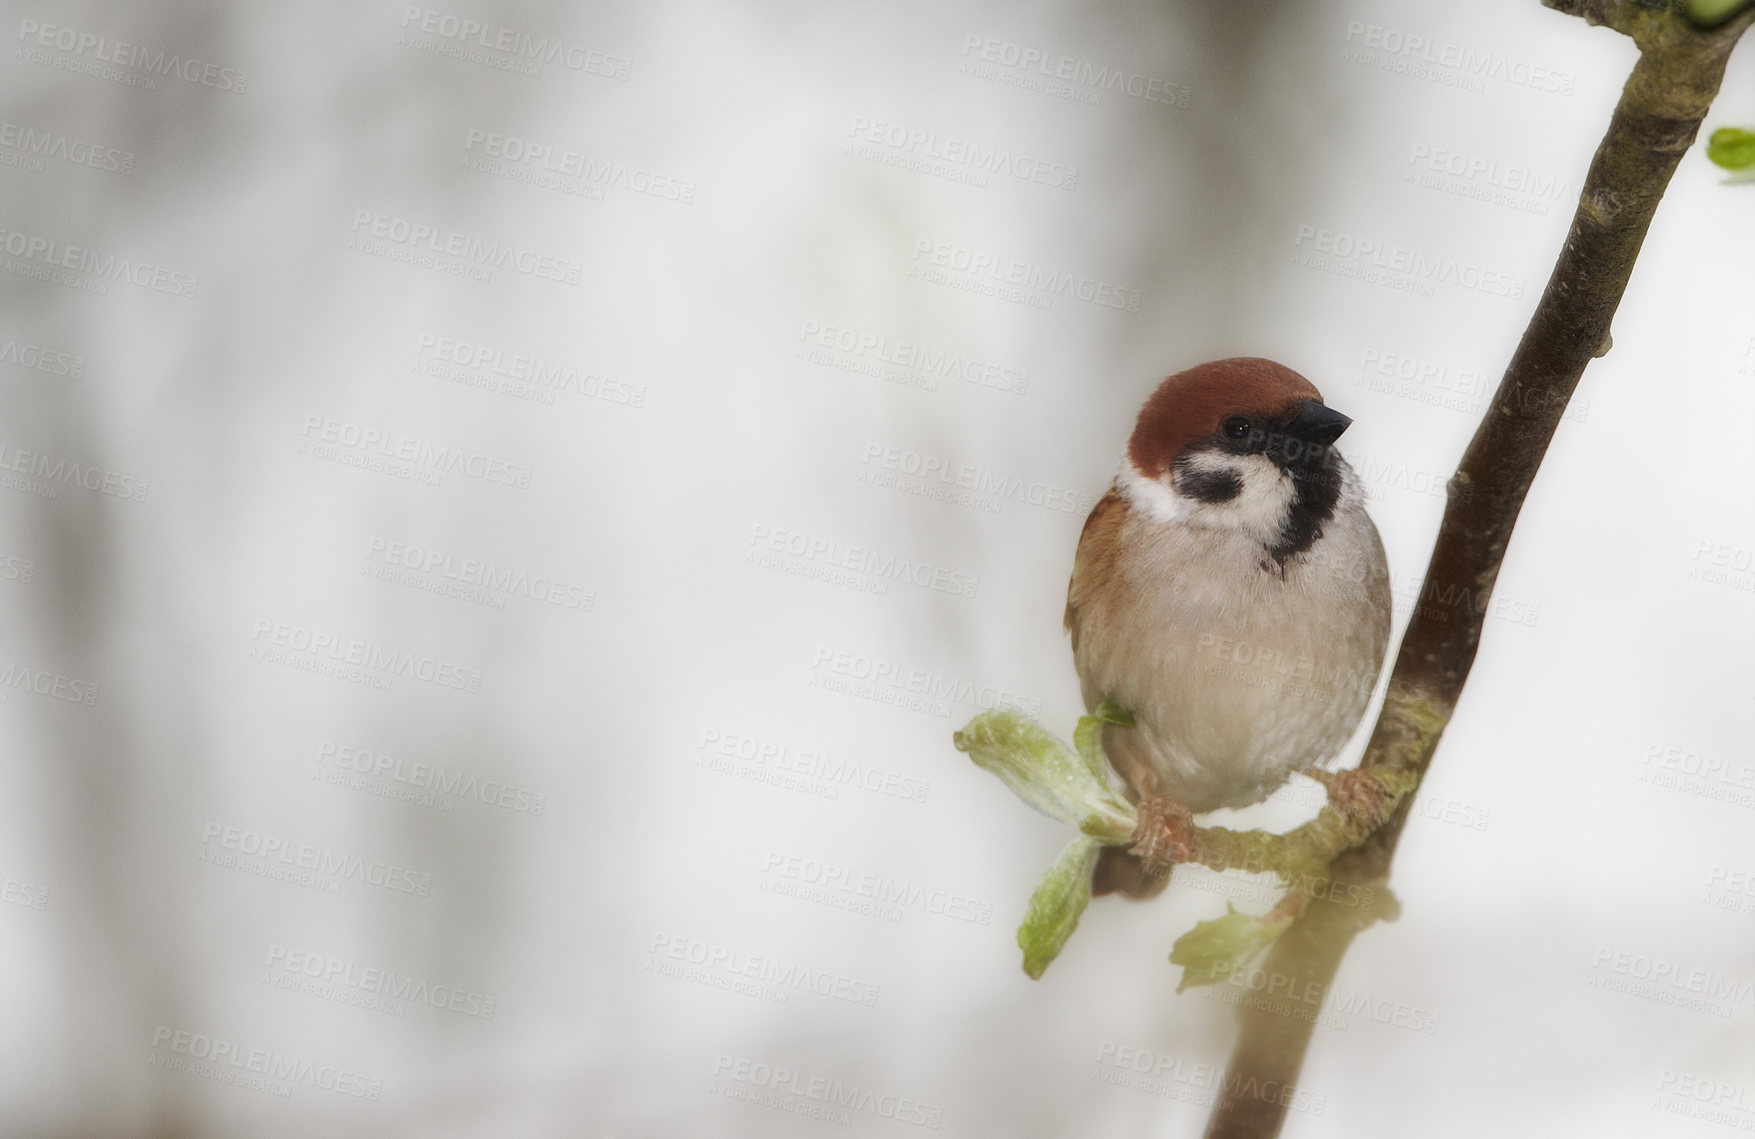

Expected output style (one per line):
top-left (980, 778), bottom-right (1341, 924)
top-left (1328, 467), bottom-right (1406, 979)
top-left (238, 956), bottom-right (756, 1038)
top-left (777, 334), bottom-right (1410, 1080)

top-left (1068, 484), bottom-right (1390, 811)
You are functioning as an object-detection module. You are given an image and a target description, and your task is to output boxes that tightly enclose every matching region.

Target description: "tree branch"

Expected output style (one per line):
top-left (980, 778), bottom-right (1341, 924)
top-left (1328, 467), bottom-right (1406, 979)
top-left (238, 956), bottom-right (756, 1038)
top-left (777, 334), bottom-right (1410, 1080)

top-left (1544, 0), bottom-right (1755, 33)
top-left (1541, 0), bottom-right (1647, 35)
top-left (1177, 769), bottom-right (1416, 891)
top-left (1202, 7), bottom-right (1755, 1137)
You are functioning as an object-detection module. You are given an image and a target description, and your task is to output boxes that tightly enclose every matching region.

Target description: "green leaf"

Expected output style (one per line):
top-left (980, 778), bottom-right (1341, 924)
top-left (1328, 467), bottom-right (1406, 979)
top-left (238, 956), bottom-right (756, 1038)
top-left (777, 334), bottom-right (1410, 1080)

top-left (953, 710), bottom-right (1135, 842)
top-left (1072, 714), bottom-right (1101, 765)
top-left (1018, 835), bottom-right (1103, 978)
top-left (1072, 715), bottom-right (1108, 784)
top-left (1094, 698), bottom-right (1135, 726)
top-left (1686, 0), bottom-right (1755, 27)
top-left (1074, 700), bottom-right (1134, 788)
top-left (1707, 127), bottom-right (1755, 171)
top-left (1168, 905), bottom-right (1294, 993)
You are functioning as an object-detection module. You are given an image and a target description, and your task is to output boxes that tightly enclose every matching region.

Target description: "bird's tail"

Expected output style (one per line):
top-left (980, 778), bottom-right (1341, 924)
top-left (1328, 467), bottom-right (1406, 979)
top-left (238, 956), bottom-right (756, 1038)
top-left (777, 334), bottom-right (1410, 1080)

top-left (1088, 718), bottom-right (1173, 899)
top-left (1091, 846), bottom-right (1171, 899)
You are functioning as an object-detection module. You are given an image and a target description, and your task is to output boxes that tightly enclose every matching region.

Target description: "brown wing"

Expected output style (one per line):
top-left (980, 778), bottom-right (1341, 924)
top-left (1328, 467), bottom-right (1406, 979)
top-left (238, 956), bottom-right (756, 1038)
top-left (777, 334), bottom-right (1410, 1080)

top-left (1067, 490), bottom-right (1170, 900)
top-left (1063, 488), bottom-right (1125, 658)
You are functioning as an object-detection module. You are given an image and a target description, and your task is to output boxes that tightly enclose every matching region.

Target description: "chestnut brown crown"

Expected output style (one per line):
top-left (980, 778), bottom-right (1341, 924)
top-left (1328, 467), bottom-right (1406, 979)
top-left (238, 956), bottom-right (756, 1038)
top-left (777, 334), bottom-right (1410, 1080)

top-left (1126, 358), bottom-right (1331, 479)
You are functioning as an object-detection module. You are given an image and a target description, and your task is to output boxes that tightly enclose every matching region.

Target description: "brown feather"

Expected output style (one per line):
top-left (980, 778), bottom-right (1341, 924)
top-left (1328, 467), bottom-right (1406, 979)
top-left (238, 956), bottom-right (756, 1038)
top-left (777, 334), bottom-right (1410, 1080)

top-left (1063, 488), bottom-right (1126, 656)
top-left (1069, 491), bottom-right (1180, 901)
top-left (1127, 358), bottom-right (1323, 478)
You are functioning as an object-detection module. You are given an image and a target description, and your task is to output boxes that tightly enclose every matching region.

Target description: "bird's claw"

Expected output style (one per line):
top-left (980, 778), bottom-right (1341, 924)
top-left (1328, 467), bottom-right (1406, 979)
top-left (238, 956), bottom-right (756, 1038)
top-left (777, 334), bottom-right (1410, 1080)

top-left (1302, 766), bottom-right (1397, 831)
top-left (1130, 796), bottom-right (1196, 873)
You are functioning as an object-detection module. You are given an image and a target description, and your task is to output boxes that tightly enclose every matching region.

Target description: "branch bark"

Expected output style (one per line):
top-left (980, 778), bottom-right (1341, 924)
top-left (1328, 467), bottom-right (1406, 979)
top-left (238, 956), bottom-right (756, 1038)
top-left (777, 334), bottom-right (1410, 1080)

top-left (1541, 0), bottom-right (1646, 34)
top-left (1202, 7), bottom-right (1755, 1137)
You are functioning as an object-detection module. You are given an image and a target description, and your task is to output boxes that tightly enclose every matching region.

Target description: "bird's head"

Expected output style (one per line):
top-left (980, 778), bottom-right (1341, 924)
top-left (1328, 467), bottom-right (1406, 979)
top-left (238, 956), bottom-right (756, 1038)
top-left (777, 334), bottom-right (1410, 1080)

top-left (1120, 357), bottom-right (1354, 561)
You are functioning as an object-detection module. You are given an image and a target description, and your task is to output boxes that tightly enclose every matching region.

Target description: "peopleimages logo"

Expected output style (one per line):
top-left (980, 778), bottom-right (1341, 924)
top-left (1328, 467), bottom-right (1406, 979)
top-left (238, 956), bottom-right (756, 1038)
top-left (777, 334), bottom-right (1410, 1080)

top-left (398, 7), bottom-right (631, 80)
top-left (0, 333), bottom-right (84, 378)
top-left (747, 523), bottom-right (979, 599)
top-left (462, 129), bottom-right (694, 202)
top-left (1, 876), bottom-right (47, 910)
top-left (0, 225), bottom-right (198, 297)
top-left (648, 932), bottom-right (881, 1007)
top-left (1590, 945), bottom-right (1754, 1017)
top-left (413, 332), bottom-right (646, 408)
top-left (0, 122), bottom-right (133, 174)
top-left (263, 944), bottom-right (496, 1019)
top-left (0, 661), bottom-right (99, 706)
top-left (315, 739), bottom-right (549, 814)
top-left (1405, 143), bottom-right (1570, 216)
top-left (1293, 224), bottom-right (1525, 299)
top-left (909, 238), bottom-right (1143, 312)
top-left (846, 116), bottom-right (1079, 190)
top-left (957, 34), bottom-right (1193, 108)
top-left (759, 850), bottom-right (993, 926)
top-left (1653, 1069), bottom-right (1755, 1129)
top-left (200, 822), bottom-right (434, 896)
top-left (348, 210), bottom-right (583, 285)
top-left (364, 537), bottom-right (593, 612)
top-left (249, 618), bottom-right (485, 693)
top-left (859, 442), bottom-right (1092, 516)
top-left (299, 415), bottom-right (533, 489)
top-left (697, 726), bottom-right (929, 805)
top-left (1688, 539), bottom-right (1755, 594)
top-left (1091, 1041), bottom-right (1327, 1116)
top-left (1704, 865), bottom-right (1755, 918)
top-left (0, 440), bottom-right (147, 501)
top-left (1638, 740), bottom-right (1755, 802)
top-left (1356, 346), bottom-right (1486, 401)
top-left (149, 1026), bottom-right (381, 1100)
top-left (1202, 962), bottom-right (1442, 1035)
top-left (711, 1055), bottom-right (945, 1128)
top-left (794, 318), bottom-right (1029, 396)
top-left (1341, 20), bottom-right (1575, 95)
top-left (808, 645), bottom-right (1042, 720)
top-left (16, 20), bottom-right (248, 92)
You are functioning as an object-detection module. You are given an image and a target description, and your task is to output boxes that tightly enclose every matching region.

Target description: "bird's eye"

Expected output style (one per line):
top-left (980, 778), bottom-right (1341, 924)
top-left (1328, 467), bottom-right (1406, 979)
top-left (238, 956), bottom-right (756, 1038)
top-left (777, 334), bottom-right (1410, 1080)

top-left (1223, 416), bottom-right (1251, 440)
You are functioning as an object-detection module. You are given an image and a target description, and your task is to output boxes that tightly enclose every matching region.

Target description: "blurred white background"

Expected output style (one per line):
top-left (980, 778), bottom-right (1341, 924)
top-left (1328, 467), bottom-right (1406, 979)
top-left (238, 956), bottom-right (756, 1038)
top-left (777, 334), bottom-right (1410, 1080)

top-left (1, 1), bottom-right (1752, 1135)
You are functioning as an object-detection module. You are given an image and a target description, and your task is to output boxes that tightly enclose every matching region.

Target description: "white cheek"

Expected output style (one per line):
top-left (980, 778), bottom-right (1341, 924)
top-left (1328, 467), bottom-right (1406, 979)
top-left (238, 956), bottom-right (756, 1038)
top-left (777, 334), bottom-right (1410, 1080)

top-left (1116, 462), bottom-right (1186, 524)
top-left (1216, 455), bottom-right (1295, 534)
top-left (1116, 453), bottom-right (1297, 542)
top-left (1169, 452), bottom-right (1294, 536)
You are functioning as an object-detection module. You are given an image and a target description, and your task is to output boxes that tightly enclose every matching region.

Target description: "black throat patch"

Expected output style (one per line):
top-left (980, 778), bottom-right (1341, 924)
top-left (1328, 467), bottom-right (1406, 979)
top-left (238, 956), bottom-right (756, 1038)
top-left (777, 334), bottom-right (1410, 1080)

top-left (1265, 454), bottom-right (1343, 566)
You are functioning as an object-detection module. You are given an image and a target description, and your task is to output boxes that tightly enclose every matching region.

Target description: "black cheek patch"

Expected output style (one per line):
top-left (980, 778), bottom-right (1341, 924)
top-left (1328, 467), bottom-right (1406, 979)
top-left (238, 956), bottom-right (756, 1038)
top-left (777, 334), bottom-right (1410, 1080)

top-left (1173, 461), bottom-right (1242, 504)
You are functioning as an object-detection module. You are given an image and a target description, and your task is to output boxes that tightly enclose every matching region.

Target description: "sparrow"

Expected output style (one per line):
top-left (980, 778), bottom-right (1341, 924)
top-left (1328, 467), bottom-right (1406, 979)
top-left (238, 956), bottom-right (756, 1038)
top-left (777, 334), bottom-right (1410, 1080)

top-left (1064, 358), bottom-right (1392, 899)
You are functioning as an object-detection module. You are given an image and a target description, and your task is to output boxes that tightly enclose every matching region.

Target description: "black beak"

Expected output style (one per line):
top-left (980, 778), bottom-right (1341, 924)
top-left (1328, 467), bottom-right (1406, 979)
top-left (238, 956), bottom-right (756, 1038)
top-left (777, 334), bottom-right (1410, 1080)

top-left (1285, 400), bottom-right (1352, 446)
